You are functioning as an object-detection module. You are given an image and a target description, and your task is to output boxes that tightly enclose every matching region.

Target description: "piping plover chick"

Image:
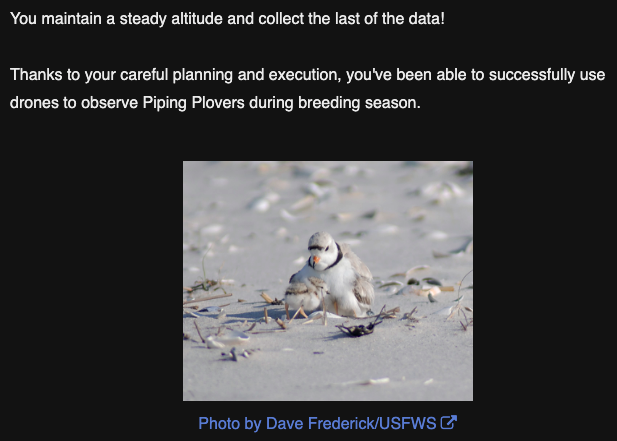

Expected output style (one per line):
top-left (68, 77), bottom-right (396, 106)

top-left (287, 232), bottom-right (374, 317)
top-left (284, 276), bottom-right (328, 315)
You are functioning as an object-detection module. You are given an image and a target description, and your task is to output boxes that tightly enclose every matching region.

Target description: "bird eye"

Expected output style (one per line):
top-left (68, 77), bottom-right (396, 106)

top-left (326, 246), bottom-right (329, 251)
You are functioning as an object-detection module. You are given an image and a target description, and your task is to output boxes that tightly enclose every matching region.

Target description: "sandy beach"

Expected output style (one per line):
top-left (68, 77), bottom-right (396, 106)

top-left (183, 161), bottom-right (473, 400)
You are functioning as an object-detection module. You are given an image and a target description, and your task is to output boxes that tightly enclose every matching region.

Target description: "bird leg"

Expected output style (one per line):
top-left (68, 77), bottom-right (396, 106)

top-left (334, 300), bottom-right (338, 316)
top-left (321, 288), bottom-right (327, 326)
top-left (285, 303), bottom-right (290, 320)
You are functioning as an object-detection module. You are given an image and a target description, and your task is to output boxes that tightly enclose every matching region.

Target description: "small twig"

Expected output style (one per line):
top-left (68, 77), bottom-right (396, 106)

top-left (275, 318), bottom-right (287, 329)
top-left (456, 269), bottom-right (473, 301)
top-left (446, 303), bottom-right (461, 321)
top-left (377, 306), bottom-right (400, 318)
top-left (264, 307), bottom-right (269, 324)
top-left (183, 286), bottom-right (193, 292)
top-left (247, 322), bottom-right (257, 332)
top-left (288, 302), bottom-right (304, 324)
top-left (261, 293), bottom-right (274, 303)
top-left (183, 292), bottom-right (232, 305)
top-left (194, 322), bottom-right (206, 343)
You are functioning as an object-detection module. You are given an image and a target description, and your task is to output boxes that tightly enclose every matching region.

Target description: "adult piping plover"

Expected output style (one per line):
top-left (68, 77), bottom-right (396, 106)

top-left (284, 276), bottom-right (328, 316)
top-left (287, 232), bottom-right (374, 317)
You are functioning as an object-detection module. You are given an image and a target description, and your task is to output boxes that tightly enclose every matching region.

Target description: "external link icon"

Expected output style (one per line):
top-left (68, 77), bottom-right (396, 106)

top-left (440, 415), bottom-right (457, 429)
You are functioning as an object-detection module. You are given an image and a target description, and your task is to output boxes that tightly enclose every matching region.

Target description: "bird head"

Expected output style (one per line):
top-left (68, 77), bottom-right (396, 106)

top-left (307, 232), bottom-right (338, 271)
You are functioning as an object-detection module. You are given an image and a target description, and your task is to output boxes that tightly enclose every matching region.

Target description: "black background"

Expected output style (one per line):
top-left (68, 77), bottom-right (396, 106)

top-left (8, 4), bottom-right (610, 142)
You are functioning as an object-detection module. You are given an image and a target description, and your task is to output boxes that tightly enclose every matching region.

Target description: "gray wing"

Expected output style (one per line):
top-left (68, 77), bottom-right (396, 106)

top-left (339, 243), bottom-right (373, 280)
top-left (339, 242), bottom-right (374, 305)
top-left (352, 277), bottom-right (374, 306)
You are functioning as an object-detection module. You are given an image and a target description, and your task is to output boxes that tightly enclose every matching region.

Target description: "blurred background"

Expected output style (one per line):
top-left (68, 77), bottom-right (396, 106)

top-left (183, 161), bottom-right (473, 295)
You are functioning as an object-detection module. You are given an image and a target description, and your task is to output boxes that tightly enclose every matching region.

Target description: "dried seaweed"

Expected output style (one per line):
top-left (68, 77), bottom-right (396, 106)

top-left (336, 306), bottom-right (385, 337)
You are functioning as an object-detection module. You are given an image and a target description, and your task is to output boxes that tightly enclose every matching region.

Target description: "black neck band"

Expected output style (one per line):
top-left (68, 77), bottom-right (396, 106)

top-left (324, 243), bottom-right (343, 270)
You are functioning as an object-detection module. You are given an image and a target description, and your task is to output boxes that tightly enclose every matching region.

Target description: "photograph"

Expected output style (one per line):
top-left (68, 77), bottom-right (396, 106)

top-left (183, 161), bottom-right (473, 401)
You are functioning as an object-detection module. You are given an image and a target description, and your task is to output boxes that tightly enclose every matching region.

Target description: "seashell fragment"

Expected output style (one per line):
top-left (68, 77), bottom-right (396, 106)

top-left (263, 192), bottom-right (280, 204)
top-left (280, 209), bottom-right (304, 222)
top-left (200, 224), bottom-right (223, 235)
top-left (380, 281), bottom-right (404, 288)
top-left (434, 305), bottom-right (453, 316)
top-left (290, 195), bottom-right (316, 212)
top-left (206, 336), bottom-right (225, 349)
top-left (394, 285), bottom-right (416, 296)
top-left (247, 197), bottom-right (270, 213)
top-left (415, 181), bottom-right (465, 203)
top-left (305, 182), bottom-right (327, 198)
top-left (332, 213), bottom-right (355, 222)
top-left (428, 287), bottom-right (441, 296)
top-left (209, 330), bottom-right (250, 346)
top-left (432, 250), bottom-right (454, 258)
top-left (308, 311), bottom-right (344, 319)
top-left (449, 238), bottom-right (473, 254)
top-left (406, 265), bottom-right (430, 276)
top-left (422, 278), bottom-right (442, 286)
top-left (422, 230), bottom-right (449, 240)
top-left (434, 238), bottom-right (473, 258)
top-left (302, 313), bottom-right (322, 325)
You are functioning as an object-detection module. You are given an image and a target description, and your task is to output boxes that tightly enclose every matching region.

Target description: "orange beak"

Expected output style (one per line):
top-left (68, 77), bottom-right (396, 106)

top-left (313, 256), bottom-right (320, 264)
